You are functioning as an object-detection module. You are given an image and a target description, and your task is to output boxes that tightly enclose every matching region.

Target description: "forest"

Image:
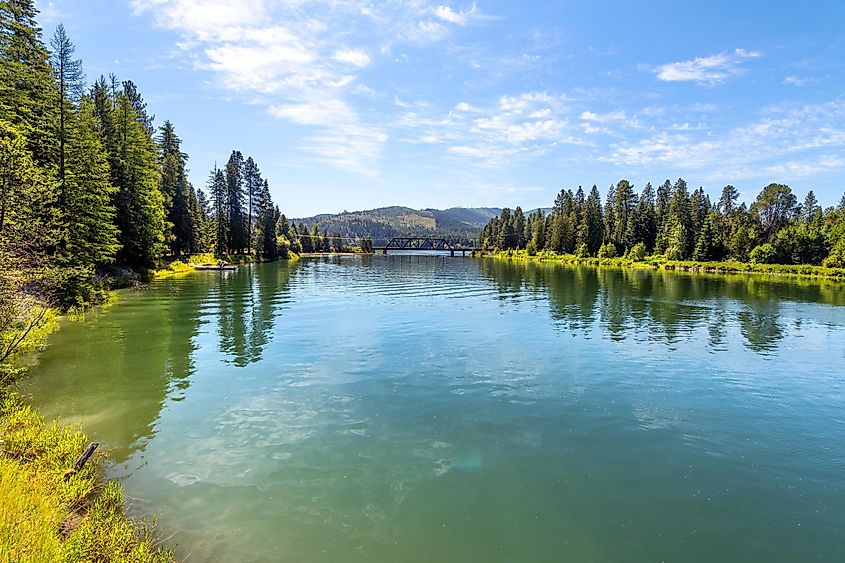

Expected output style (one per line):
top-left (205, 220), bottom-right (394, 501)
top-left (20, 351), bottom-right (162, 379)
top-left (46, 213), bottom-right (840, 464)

top-left (478, 179), bottom-right (845, 268)
top-left (0, 3), bottom-right (299, 377)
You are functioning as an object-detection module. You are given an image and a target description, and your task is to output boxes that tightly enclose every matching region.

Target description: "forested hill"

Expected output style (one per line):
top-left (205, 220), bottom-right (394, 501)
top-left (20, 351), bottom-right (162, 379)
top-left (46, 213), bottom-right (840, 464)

top-left (292, 206), bottom-right (502, 244)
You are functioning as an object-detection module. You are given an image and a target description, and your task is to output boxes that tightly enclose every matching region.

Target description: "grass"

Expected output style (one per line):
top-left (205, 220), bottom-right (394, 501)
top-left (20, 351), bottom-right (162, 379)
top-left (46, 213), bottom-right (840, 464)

top-left (0, 393), bottom-right (173, 562)
top-left (486, 249), bottom-right (845, 279)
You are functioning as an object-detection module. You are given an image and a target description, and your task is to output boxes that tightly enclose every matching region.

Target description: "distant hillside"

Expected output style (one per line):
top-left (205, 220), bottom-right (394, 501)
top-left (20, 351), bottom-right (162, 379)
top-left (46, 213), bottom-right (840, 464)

top-left (292, 206), bottom-right (502, 244)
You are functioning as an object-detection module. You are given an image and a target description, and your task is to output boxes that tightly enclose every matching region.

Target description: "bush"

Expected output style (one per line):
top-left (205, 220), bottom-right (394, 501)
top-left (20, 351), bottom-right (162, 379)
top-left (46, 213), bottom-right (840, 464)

top-left (822, 238), bottom-right (845, 268)
top-left (597, 242), bottom-right (617, 259)
top-left (627, 242), bottom-right (647, 262)
top-left (575, 242), bottom-right (589, 258)
top-left (749, 243), bottom-right (777, 264)
top-left (525, 240), bottom-right (538, 256)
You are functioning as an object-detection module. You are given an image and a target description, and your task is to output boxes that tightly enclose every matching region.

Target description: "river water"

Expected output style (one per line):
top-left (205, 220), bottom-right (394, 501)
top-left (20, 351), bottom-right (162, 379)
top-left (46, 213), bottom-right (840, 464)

top-left (22, 256), bottom-right (845, 562)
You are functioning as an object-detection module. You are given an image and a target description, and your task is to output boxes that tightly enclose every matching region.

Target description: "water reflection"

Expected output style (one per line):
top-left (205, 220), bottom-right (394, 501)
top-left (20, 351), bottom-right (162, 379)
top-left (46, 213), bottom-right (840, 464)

top-left (477, 258), bottom-right (845, 354)
top-left (216, 263), bottom-right (294, 366)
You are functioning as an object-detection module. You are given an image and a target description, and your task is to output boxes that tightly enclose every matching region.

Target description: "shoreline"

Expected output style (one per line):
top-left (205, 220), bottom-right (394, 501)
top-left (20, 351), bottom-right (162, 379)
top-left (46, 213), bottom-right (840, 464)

top-left (1, 299), bottom-right (175, 560)
top-left (480, 250), bottom-right (845, 280)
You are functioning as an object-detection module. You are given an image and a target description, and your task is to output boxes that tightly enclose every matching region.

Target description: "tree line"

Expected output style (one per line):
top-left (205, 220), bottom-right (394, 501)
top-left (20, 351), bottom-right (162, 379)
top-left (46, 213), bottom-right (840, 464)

top-left (0, 3), bottom-right (296, 315)
top-left (479, 179), bottom-right (845, 267)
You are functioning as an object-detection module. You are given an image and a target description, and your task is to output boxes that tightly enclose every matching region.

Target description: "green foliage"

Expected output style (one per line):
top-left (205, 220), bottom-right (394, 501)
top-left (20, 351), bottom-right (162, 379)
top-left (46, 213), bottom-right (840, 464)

top-left (749, 243), bottom-right (777, 264)
top-left (360, 235), bottom-right (374, 254)
top-left (0, 395), bottom-right (173, 562)
top-left (479, 178), bottom-right (845, 272)
top-left (597, 241), bottom-right (617, 259)
top-left (627, 241), bottom-right (647, 262)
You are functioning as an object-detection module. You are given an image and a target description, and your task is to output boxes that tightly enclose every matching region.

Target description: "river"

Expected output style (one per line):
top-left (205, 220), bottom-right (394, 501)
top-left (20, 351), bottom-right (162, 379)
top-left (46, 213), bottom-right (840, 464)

top-left (21, 256), bottom-right (845, 562)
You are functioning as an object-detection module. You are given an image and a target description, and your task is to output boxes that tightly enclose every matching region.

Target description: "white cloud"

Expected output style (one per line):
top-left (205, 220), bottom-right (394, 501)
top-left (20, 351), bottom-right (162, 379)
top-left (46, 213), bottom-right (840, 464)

top-left (430, 4), bottom-right (477, 26)
top-left (606, 101), bottom-right (845, 182)
top-left (784, 75), bottom-right (812, 87)
top-left (580, 110), bottom-right (626, 123)
top-left (652, 48), bottom-right (763, 85)
top-left (130, 0), bottom-right (477, 173)
top-left (332, 49), bottom-right (371, 68)
top-left (399, 91), bottom-right (587, 164)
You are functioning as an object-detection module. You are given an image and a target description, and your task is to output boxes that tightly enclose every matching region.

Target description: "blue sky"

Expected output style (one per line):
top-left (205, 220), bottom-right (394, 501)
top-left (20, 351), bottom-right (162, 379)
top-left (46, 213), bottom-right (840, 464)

top-left (38, 0), bottom-right (845, 216)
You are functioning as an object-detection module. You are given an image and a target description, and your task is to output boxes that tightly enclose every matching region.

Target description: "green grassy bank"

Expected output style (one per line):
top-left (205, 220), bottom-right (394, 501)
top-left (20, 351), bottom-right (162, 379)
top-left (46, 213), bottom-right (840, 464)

top-left (483, 249), bottom-right (845, 279)
top-left (1, 307), bottom-right (174, 561)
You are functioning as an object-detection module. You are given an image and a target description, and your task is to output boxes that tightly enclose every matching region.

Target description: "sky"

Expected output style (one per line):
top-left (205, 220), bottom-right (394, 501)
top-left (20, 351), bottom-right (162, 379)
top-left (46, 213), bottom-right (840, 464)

top-left (37, 0), bottom-right (845, 217)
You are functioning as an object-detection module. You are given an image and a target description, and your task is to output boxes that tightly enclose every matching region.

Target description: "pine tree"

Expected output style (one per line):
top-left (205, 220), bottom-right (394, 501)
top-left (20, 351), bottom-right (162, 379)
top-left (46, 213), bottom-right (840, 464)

top-left (611, 179), bottom-right (636, 252)
top-left (49, 23), bottom-right (83, 210)
top-left (578, 185), bottom-right (604, 256)
top-left (663, 178), bottom-right (692, 259)
top-left (654, 179), bottom-right (672, 254)
top-left (111, 93), bottom-right (165, 269)
top-left (209, 168), bottom-right (227, 255)
top-left (157, 120), bottom-right (191, 255)
top-left (802, 190), bottom-right (819, 223)
top-left (631, 182), bottom-right (657, 251)
top-left (513, 206), bottom-right (525, 249)
top-left (718, 185), bottom-right (739, 215)
top-left (0, 0), bottom-right (59, 168)
top-left (61, 97), bottom-right (119, 270)
top-left (225, 150), bottom-right (246, 252)
top-left (243, 156), bottom-right (262, 254)
top-left (693, 212), bottom-right (719, 262)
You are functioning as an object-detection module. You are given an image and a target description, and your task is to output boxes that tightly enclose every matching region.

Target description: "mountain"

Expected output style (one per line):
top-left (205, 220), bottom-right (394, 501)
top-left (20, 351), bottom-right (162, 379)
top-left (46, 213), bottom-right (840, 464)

top-left (291, 206), bottom-right (502, 244)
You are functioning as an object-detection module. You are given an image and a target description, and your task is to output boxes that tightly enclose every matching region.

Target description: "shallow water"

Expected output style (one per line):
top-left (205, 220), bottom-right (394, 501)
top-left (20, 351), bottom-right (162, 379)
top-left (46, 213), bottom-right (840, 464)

top-left (22, 256), bottom-right (845, 562)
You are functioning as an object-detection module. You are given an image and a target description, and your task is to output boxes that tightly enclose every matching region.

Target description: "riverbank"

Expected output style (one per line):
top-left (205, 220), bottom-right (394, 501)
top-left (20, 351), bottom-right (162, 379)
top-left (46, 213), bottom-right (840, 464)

top-left (0, 309), bottom-right (174, 560)
top-left (483, 249), bottom-right (845, 279)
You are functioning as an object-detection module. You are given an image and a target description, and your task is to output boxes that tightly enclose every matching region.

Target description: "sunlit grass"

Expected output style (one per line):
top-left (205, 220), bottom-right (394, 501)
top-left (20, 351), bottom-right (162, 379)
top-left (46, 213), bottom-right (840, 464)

top-left (489, 249), bottom-right (845, 279)
top-left (0, 395), bottom-right (173, 562)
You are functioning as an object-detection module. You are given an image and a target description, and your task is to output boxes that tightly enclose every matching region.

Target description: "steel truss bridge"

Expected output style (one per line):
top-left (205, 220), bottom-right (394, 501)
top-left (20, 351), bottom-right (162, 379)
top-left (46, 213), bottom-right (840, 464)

top-left (373, 237), bottom-right (488, 256)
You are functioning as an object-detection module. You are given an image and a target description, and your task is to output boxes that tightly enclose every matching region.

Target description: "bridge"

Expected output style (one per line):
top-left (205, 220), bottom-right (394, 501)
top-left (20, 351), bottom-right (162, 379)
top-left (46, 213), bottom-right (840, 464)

top-left (373, 237), bottom-right (482, 256)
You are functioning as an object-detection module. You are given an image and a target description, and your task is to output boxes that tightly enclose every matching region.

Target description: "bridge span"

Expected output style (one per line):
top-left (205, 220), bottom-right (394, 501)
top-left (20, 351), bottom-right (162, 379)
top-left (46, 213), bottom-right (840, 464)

top-left (373, 237), bottom-right (489, 256)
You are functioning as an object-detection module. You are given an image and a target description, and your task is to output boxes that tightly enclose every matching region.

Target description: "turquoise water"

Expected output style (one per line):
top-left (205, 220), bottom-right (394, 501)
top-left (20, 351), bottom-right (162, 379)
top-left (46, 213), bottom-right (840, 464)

top-left (23, 256), bottom-right (845, 562)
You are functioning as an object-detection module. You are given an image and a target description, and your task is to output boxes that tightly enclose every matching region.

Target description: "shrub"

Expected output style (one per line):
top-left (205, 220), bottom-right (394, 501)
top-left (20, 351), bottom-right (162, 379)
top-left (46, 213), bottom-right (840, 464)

top-left (749, 243), bottom-right (777, 264)
top-left (597, 242), bottom-right (617, 259)
top-left (627, 242), bottom-right (647, 262)
top-left (575, 243), bottom-right (589, 258)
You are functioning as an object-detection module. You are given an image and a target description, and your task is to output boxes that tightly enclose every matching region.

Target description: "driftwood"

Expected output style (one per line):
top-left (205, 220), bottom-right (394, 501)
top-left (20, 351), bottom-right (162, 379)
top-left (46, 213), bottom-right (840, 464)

top-left (64, 442), bottom-right (99, 479)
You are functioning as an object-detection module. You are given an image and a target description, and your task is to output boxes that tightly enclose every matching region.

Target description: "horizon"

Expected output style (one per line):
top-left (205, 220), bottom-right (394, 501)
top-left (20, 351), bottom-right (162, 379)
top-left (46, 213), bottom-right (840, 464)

top-left (37, 0), bottom-right (845, 216)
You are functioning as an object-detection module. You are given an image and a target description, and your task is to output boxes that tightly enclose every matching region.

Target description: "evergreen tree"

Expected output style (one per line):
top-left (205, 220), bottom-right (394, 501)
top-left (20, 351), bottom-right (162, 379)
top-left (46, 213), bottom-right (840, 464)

top-left (243, 156), bottom-right (262, 254)
top-left (225, 150), bottom-right (246, 253)
top-left (611, 179), bottom-right (636, 252)
top-left (49, 24), bottom-right (83, 210)
top-left (718, 185), bottom-right (739, 215)
top-left (578, 185), bottom-right (604, 256)
top-left (209, 168), bottom-right (227, 256)
top-left (157, 120), bottom-right (192, 255)
top-left (654, 179), bottom-right (672, 254)
top-left (0, 0), bottom-right (58, 168)
top-left (513, 206), bottom-right (525, 249)
top-left (802, 190), bottom-right (819, 223)
top-left (631, 182), bottom-right (657, 251)
top-left (102, 89), bottom-right (165, 270)
top-left (61, 97), bottom-right (119, 271)
top-left (753, 183), bottom-right (797, 241)
top-left (664, 178), bottom-right (692, 259)
top-left (693, 212), bottom-right (720, 262)
top-left (496, 208), bottom-right (513, 250)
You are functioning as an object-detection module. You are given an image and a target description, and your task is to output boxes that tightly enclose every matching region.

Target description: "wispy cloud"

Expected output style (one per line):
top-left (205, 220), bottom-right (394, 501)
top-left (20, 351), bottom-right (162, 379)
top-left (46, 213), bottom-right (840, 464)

top-left (400, 92), bottom-right (587, 164)
top-left (651, 48), bottom-right (763, 85)
top-left (430, 4), bottom-right (477, 26)
top-left (783, 75), bottom-right (813, 87)
top-left (131, 0), bottom-right (478, 174)
top-left (606, 101), bottom-right (845, 182)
